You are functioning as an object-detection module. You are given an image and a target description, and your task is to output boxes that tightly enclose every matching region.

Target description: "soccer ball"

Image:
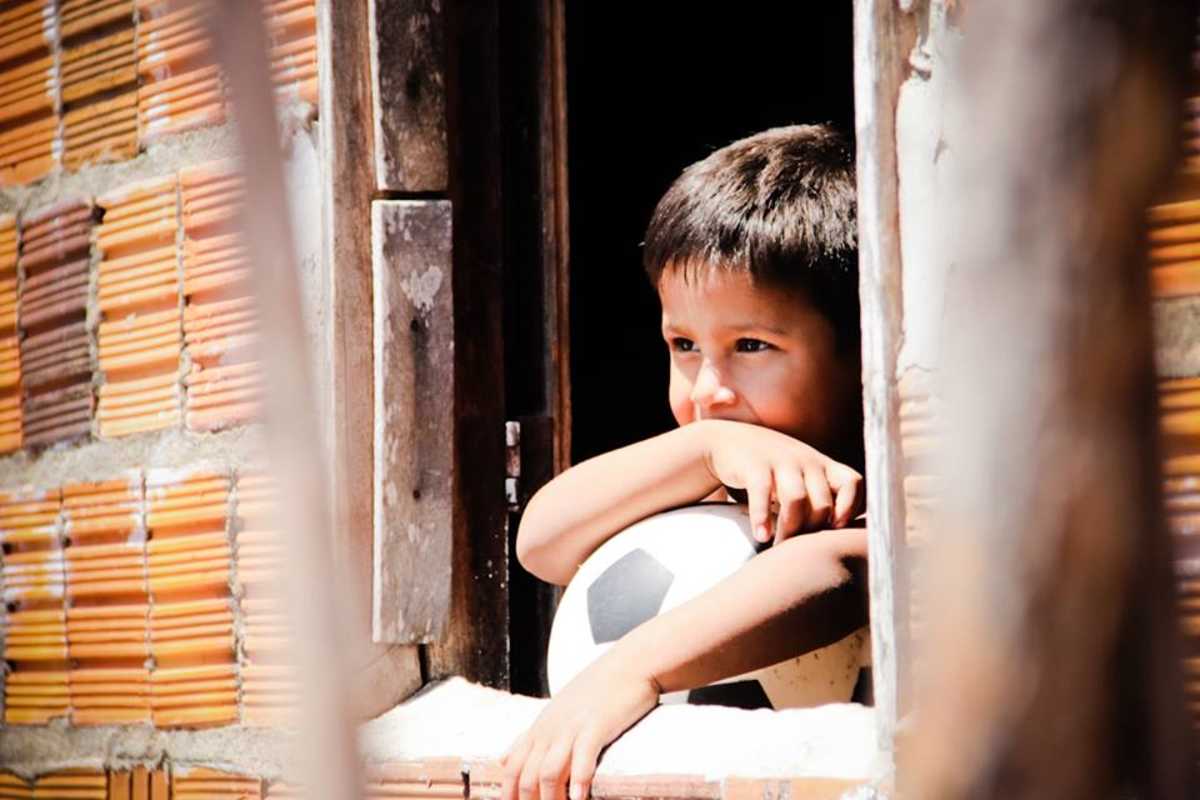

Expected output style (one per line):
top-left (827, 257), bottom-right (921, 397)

top-left (545, 503), bottom-right (868, 710)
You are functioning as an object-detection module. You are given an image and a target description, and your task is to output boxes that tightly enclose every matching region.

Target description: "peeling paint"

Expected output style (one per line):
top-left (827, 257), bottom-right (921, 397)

top-left (399, 266), bottom-right (444, 314)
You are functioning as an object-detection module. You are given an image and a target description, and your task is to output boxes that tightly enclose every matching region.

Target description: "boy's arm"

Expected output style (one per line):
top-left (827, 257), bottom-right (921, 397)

top-left (517, 420), bottom-right (865, 586)
top-left (516, 422), bottom-right (721, 585)
top-left (501, 528), bottom-right (869, 800)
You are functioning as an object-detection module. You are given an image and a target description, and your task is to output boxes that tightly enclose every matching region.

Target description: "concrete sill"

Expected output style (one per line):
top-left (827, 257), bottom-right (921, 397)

top-left (359, 678), bottom-right (887, 800)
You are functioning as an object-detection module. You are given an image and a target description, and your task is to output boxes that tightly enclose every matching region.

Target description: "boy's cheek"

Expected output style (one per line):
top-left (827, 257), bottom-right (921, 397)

top-left (667, 393), bottom-right (696, 424)
top-left (667, 381), bottom-right (695, 426)
top-left (670, 400), bottom-right (694, 427)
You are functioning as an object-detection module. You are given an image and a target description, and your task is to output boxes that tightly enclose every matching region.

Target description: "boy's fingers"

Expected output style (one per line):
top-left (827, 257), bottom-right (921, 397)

top-left (539, 740), bottom-right (572, 800)
top-left (830, 468), bottom-right (863, 528)
top-left (569, 728), bottom-right (605, 800)
top-left (745, 468), bottom-right (774, 543)
top-left (804, 470), bottom-right (833, 530)
top-left (772, 470), bottom-right (807, 545)
top-left (501, 736), bottom-right (532, 800)
top-left (519, 742), bottom-right (548, 800)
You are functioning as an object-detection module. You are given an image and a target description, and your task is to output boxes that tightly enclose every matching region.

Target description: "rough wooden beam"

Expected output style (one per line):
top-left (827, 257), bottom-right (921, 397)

top-left (851, 0), bottom-right (918, 763)
top-left (372, 199), bottom-right (455, 643)
top-left (538, 0), bottom-right (571, 474)
top-left (318, 0), bottom-right (422, 694)
top-left (368, 0), bottom-right (448, 191)
top-left (908, 2), bottom-right (1196, 796)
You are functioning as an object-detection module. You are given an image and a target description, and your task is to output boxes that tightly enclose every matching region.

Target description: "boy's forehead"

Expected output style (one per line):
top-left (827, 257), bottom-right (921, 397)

top-left (657, 267), bottom-right (810, 322)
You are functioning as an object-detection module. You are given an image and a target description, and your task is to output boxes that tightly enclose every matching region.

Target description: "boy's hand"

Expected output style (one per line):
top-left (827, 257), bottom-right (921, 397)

top-left (500, 653), bottom-right (660, 800)
top-left (700, 420), bottom-right (864, 544)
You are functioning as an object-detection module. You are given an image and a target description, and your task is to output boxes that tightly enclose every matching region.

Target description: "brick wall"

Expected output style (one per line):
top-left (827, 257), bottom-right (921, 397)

top-left (0, 0), bottom-right (315, 786)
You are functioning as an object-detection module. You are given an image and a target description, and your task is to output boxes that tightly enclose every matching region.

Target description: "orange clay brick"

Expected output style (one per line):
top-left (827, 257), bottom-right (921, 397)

top-left (235, 469), bottom-right (295, 725)
top-left (1151, 263), bottom-right (1200, 299)
top-left (145, 467), bottom-right (238, 726)
top-left (1159, 373), bottom-right (1200, 766)
top-left (0, 215), bottom-right (21, 453)
top-left (59, 0), bottom-right (135, 40)
top-left (18, 200), bottom-right (97, 449)
top-left (263, 0), bottom-right (317, 105)
top-left (366, 763), bottom-right (467, 800)
top-left (62, 90), bottom-right (139, 170)
top-left (1161, 379), bottom-right (1200, 541)
top-left (107, 768), bottom-right (168, 800)
top-left (58, 4), bottom-right (139, 171)
top-left (1148, 198), bottom-right (1200, 299)
top-left (1150, 197), bottom-right (1200, 225)
top-left (32, 770), bottom-right (106, 799)
top-left (59, 25), bottom-right (136, 104)
top-left (0, 0), bottom-right (59, 186)
top-left (96, 175), bottom-right (183, 439)
top-left (137, 0), bottom-right (226, 143)
top-left (180, 162), bottom-right (262, 431)
top-left (62, 473), bottom-right (152, 724)
top-left (108, 771), bottom-right (132, 800)
top-left (171, 768), bottom-right (261, 800)
top-left (0, 214), bottom-right (18, 327)
top-left (240, 664), bottom-right (298, 728)
top-left (0, 0), bottom-right (54, 62)
top-left (1, 485), bottom-right (68, 723)
top-left (0, 771), bottom-right (31, 799)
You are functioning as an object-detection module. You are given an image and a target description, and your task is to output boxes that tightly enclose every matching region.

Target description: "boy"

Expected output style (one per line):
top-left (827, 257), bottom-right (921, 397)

top-left (501, 125), bottom-right (870, 800)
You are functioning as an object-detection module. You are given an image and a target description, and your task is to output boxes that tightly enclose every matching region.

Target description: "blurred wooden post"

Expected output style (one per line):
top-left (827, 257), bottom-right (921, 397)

top-left (852, 0), bottom-right (919, 766)
top-left (211, 2), bottom-right (361, 798)
top-left (907, 2), bottom-right (1196, 797)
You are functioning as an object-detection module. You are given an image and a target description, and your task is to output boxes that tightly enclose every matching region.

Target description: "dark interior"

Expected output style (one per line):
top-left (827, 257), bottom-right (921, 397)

top-left (566, 6), bottom-right (857, 463)
top-left (503, 5), bottom-right (857, 696)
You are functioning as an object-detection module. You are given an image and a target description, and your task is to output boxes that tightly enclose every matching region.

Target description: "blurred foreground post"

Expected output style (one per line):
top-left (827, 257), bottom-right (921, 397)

top-left (209, 2), bottom-right (361, 798)
top-left (908, 2), bottom-right (1197, 797)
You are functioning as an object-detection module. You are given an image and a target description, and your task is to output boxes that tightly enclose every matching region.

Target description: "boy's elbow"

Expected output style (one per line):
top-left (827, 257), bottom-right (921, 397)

top-left (513, 529), bottom-right (543, 578)
top-left (515, 518), bottom-right (573, 586)
top-left (516, 542), bottom-right (573, 587)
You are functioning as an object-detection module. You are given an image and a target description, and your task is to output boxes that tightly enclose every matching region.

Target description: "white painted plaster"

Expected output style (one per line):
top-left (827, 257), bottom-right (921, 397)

top-left (895, 1), bottom-right (964, 377)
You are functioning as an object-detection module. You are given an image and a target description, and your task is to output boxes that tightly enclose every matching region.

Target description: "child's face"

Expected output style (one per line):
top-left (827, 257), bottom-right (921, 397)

top-left (658, 267), bottom-right (856, 451)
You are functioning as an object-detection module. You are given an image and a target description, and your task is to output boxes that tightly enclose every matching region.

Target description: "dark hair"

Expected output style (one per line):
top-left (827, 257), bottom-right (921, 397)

top-left (642, 124), bottom-right (859, 350)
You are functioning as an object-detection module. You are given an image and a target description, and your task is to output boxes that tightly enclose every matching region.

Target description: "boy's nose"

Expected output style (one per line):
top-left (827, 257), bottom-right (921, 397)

top-left (691, 362), bottom-right (736, 409)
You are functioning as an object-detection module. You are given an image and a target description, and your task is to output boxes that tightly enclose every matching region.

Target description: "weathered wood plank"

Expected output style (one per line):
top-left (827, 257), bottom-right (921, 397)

top-left (539, 0), bottom-right (570, 473)
top-left (851, 0), bottom-right (918, 764)
top-left (352, 643), bottom-right (426, 719)
top-left (318, 0), bottom-right (422, 693)
top-left (368, 0), bottom-right (448, 191)
top-left (373, 199), bottom-right (455, 643)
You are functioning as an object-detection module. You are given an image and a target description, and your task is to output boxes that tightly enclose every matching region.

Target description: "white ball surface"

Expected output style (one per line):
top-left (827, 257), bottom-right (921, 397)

top-left (546, 503), bottom-right (867, 709)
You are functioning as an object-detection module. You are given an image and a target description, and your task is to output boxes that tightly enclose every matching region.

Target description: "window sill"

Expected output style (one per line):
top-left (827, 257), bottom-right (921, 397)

top-left (359, 677), bottom-right (886, 799)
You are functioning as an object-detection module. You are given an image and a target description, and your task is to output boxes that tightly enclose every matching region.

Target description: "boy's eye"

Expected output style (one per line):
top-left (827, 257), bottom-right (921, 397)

top-left (670, 337), bottom-right (696, 353)
top-left (735, 338), bottom-right (772, 353)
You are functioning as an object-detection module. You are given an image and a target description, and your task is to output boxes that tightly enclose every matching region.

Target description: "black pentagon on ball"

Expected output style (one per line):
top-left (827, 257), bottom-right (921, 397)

top-left (587, 548), bottom-right (674, 644)
top-left (686, 680), bottom-right (773, 710)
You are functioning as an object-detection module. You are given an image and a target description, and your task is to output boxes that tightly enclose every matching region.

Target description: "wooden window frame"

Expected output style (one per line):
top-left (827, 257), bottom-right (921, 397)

top-left (323, 0), bottom-right (911, 776)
